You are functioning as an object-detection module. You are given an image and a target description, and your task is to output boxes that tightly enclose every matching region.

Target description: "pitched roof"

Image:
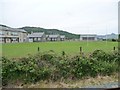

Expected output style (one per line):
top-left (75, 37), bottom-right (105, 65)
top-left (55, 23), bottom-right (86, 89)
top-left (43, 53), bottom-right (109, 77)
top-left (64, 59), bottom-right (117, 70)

top-left (0, 26), bottom-right (27, 32)
top-left (27, 32), bottom-right (44, 37)
top-left (48, 35), bottom-right (60, 38)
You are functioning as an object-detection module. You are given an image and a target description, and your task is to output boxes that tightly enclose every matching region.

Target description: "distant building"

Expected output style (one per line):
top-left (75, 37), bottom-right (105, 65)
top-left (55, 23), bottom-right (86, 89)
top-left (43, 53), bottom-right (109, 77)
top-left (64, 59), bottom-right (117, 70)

top-left (46, 34), bottom-right (66, 41)
top-left (0, 26), bottom-right (27, 43)
top-left (60, 35), bottom-right (65, 41)
top-left (80, 34), bottom-right (97, 41)
top-left (0, 24), bottom-right (66, 43)
top-left (27, 32), bottom-right (46, 42)
top-left (47, 35), bottom-right (60, 41)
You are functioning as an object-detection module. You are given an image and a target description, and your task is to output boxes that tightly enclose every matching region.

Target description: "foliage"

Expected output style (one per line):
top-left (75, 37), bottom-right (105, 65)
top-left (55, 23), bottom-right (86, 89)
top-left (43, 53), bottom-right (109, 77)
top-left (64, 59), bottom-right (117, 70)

top-left (1, 50), bottom-right (119, 86)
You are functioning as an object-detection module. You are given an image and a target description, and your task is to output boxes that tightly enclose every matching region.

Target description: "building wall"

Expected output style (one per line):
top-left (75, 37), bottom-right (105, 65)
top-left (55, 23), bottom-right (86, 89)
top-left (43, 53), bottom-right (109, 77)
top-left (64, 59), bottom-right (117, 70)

top-left (80, 35), bottom-right (97, 41)
top-left (42, 34), bottom-right (46, 41)
top-left (28, 37), bottom-right (45, 42)
top-left (80, 37), bottom-right (97, 41)
top-left (82, 37), bottom-right (95, 40)
top-left (19, 32), bottom-right (27, 42)
top-left (0, 30), bottom-right (4, 43)
top-left (60, 38), bottom-right (65, 41)
top-left (48, 37), bottom-right (60, 41)
top-left (28, 33), bottom-right (46, 42)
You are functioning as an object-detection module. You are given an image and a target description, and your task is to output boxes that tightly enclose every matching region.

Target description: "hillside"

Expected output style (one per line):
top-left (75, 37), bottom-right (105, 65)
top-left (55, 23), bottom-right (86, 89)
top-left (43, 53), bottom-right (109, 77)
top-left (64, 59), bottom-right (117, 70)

top-left (97, 33), bottom-right (118, 40)
top-left (20, 26), bottom-right (80, 39)
top-left (0, 24), bottom-right (10, 28)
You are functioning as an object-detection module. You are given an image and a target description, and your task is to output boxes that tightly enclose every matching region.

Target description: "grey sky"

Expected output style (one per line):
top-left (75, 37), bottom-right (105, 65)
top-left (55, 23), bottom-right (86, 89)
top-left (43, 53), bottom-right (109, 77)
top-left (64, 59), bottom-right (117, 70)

top-left (0, 0), bottom-right (119, 35)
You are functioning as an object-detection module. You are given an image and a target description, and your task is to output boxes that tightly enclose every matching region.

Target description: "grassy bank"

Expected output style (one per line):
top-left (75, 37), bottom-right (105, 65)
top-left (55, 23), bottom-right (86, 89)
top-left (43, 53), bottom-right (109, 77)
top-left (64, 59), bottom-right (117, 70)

top-left (22, 74), bottom-right (118, 88)
top-left (4, 73), bottom-right (118, 88)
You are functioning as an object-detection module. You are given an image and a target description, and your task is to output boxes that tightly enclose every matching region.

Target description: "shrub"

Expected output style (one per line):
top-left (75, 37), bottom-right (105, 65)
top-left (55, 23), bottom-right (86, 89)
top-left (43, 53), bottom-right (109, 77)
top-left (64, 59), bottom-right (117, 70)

top-left (1, 50), bottom-right (119, 85)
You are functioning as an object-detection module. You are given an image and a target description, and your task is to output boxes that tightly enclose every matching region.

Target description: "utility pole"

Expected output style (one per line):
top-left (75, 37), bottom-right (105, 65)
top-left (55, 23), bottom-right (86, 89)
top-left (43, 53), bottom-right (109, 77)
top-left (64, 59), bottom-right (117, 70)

top-left (106, 25), bottom-right (108, 45)
top-left (87, 26), bottom-right (89, 46)
top-left (87, 34), bottom-right (88, 46)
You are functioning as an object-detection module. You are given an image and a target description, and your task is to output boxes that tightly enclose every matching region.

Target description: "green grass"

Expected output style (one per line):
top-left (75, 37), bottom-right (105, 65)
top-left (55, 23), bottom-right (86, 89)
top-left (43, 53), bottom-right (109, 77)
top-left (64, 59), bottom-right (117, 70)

top-left (1, 41), bottom-right (118, 58)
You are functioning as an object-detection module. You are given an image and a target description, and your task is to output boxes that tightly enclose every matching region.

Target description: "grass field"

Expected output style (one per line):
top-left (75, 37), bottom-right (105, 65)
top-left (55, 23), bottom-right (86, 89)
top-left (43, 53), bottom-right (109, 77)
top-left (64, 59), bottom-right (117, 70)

top-left (1, 41), bottom-right (118, 58)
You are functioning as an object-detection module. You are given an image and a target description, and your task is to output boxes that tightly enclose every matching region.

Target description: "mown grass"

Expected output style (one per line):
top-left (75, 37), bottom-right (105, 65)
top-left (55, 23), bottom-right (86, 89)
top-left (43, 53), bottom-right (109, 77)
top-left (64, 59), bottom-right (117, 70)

top-left (1, 41), bottom-right (118, 58)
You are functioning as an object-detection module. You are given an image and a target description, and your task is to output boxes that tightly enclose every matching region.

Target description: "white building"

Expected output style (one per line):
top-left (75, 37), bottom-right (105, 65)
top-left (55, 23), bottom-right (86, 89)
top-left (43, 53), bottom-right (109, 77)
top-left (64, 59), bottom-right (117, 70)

top-left (0, 25), bottom-right (27, 43)
top-left (80, 34), bottom-right (97, 41)
top-left (46, 34), bottom-right (65, 41)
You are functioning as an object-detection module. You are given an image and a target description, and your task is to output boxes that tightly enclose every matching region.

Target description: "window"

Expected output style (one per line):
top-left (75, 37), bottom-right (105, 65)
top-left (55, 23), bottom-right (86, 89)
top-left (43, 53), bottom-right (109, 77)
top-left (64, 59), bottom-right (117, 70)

top-left (82, 37), bottom-right (87, 40)
top-left (11, 32), bottom-right (18, 36)
top-left (7, 38), bottom-right (9, 41)
top-left (38, 38), bottom-right (41, 40)
top-left (0, 31), bottom-right (4, 35)
top-left (34, 38), bottom-right (37, 41)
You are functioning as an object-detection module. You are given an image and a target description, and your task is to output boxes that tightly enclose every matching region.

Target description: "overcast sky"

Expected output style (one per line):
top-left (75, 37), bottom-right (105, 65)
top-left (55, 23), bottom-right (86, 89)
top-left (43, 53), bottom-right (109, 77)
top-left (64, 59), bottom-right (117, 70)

top-left (0, 0), bottom-right (119, 35)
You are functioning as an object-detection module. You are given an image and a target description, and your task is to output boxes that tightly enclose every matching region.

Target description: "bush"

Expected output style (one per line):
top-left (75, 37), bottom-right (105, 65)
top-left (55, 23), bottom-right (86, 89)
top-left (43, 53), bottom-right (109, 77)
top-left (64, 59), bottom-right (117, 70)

top-left (1, 50), bottom-right (119, 86)
top-left (91, 50), bottom-right (118, 63)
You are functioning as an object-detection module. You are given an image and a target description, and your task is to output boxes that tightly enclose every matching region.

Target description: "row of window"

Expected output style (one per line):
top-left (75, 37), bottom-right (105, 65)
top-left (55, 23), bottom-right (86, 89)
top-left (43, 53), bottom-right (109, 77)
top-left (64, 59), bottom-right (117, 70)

top-left (0, 31), bottom-right (18, 36)
top-left (0, 37), bottom-right (19, 42)
top-left (11, 32), bottom-right (18, 36)
top-left (29, 37), bottom-right (64, 41)
top-left (29, 37), bottom-right (47, 41)
top-left (82, 37), bottom-right (95, 40)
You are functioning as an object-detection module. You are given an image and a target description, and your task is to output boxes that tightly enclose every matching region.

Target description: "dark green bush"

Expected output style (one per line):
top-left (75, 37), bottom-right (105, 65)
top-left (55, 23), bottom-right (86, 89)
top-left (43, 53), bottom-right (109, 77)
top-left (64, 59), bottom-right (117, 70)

top-left (91, 50), bottom-right (119, 63)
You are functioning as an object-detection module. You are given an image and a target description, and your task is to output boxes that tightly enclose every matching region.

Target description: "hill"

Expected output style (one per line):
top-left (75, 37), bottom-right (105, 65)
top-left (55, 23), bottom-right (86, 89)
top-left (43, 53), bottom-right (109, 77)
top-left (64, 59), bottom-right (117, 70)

top-left (20, 26), bottom-right (80, 39)
top-left (0, 24), bottom-right (10, 28)
top-left (97, 33), bottom-right (118, 40)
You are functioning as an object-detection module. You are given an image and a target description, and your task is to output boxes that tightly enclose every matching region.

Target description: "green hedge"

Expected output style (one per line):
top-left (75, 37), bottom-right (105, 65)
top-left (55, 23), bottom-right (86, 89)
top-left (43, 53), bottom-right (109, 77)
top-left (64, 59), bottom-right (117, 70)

top-left (1, 50), bottom-right (119, 86)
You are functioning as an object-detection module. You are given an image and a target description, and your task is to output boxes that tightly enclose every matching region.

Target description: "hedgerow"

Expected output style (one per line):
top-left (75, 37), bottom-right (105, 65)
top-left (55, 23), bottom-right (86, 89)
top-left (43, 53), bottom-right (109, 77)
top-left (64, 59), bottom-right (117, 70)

top-left (1, 50), bottom-right (119, 86)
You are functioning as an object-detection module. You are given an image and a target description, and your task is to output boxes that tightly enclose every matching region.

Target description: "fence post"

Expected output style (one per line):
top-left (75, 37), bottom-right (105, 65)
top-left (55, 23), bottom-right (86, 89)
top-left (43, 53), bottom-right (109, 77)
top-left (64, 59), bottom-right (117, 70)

top-left (62, 51), bottom-right (65, 56)
top-left (38, 47), bottom-right (40, 52)
top-left (113, 47), bottom-right (115, 51)
top-left (80, 47), bottom-right (82, 54)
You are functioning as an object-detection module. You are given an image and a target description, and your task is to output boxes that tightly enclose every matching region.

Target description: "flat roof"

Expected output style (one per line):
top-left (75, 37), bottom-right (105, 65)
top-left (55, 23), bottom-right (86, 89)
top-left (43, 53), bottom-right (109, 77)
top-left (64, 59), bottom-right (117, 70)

top-left (48, 35), bottom-right (60, 38)
top-left (80, 34), bottom-right (97, 37)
